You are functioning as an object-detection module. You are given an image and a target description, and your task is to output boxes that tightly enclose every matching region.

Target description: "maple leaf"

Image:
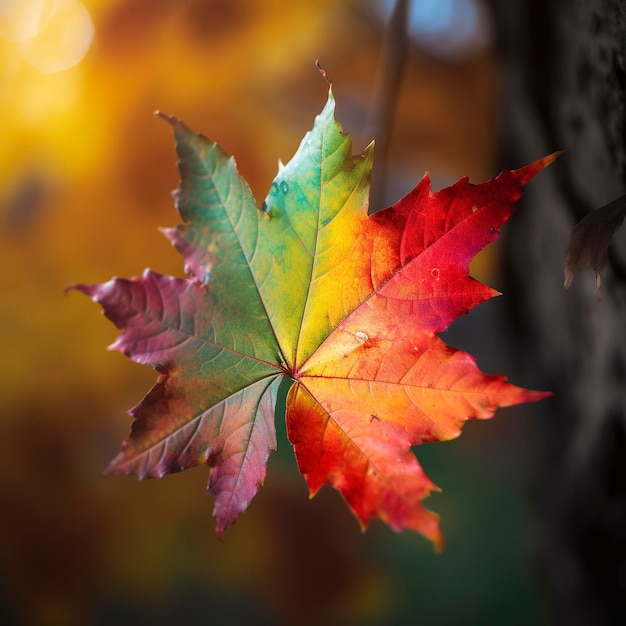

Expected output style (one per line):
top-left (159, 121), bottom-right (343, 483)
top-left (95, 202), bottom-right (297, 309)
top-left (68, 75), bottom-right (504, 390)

top-left (72, 89), bottom-right (556, 547)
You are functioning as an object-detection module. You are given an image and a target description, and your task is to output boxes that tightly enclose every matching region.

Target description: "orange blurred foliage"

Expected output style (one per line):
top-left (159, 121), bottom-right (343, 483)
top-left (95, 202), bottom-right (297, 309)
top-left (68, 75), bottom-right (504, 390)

top-left (0, 1), bottom-right (498, 624)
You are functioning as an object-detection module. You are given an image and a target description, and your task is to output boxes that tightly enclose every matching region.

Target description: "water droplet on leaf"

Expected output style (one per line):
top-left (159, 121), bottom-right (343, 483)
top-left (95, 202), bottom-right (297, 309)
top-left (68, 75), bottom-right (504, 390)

top-left (355, 331), bottom-right (369, 344)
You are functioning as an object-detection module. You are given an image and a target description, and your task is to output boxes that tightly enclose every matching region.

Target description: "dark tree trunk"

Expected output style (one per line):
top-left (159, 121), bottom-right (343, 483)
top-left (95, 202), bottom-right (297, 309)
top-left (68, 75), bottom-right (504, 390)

top-left (492, 1), bottom-right (626, 624)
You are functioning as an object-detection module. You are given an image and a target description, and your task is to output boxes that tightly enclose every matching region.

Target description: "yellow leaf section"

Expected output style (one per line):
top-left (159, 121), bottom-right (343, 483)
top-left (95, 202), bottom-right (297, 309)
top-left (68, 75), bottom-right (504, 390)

top-left (295, 136), bottom-right (375, 366)
top-left (258, 89), bottom-right (374, 368)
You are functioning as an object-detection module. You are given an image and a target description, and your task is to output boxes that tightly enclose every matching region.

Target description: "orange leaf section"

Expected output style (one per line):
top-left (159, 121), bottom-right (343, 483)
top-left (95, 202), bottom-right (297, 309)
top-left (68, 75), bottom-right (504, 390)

top-left (287, 383), bottom-right (444, 548)
top-left (287, 155), bottom-right (558, 545)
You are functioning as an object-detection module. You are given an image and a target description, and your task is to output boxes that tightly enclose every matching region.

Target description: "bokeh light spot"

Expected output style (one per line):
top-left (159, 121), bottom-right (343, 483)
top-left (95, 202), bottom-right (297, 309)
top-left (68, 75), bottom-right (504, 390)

top-left (18, 0), bottom-right (94, 73)
top-left (0, 0), bottom-right (58, 42)
top-left (375, 0), bottom-right (492, 60)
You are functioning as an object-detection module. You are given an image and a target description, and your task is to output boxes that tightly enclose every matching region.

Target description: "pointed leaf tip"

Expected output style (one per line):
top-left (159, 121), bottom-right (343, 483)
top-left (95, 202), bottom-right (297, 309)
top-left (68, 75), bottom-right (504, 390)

top-left (513, 150), bottom-right (563, 185)
top-left (67, 280), bottom-right (109, 303)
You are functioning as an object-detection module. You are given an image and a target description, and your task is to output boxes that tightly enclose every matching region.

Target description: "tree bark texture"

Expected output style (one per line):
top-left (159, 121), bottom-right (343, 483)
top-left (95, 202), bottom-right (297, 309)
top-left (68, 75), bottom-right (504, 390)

top-left (492, 1), bottom-right (626, 624)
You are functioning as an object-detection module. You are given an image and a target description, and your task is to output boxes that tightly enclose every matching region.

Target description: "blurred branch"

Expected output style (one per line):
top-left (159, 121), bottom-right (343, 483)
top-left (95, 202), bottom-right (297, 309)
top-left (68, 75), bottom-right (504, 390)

top-left (367, 0), bottom-right (410, 213)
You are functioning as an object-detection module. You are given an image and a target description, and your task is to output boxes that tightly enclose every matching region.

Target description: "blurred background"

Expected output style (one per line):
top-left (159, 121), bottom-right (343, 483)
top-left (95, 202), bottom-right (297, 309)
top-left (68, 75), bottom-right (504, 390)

top-left (0, 1), bottom-right (549, 624)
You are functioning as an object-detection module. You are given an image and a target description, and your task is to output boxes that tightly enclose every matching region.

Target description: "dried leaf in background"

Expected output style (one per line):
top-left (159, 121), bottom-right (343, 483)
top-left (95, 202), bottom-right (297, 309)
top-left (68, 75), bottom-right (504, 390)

top-left (564, 194), bottom-right (626, 294)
